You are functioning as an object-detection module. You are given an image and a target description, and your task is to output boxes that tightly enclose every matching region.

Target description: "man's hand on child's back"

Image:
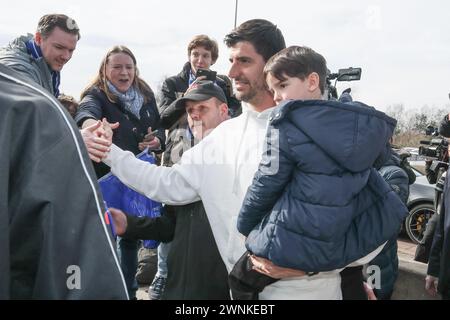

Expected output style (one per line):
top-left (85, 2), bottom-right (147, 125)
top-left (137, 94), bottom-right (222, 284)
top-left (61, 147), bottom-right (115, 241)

top-left (249, 255), bottom-right (306, 279)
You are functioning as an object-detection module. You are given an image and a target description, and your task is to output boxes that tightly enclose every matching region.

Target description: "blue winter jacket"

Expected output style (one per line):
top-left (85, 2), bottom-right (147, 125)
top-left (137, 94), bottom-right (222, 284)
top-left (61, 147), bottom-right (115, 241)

top-left (370, 152), bottom-right (410, 299)
top-left (237, 99), bottom-right (409, 272)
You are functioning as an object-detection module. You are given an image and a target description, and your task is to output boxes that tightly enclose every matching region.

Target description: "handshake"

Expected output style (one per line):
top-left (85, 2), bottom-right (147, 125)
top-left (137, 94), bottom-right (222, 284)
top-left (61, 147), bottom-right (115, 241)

top-left (80, 118), bottom-right (160, 163)
top-left (80, 118), bottom-right (118, 163)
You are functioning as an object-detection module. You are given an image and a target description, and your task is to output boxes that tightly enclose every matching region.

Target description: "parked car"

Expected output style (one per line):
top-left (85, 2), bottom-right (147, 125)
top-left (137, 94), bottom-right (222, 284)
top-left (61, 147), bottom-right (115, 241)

top-left (405, 167), bottom-right (436, 244)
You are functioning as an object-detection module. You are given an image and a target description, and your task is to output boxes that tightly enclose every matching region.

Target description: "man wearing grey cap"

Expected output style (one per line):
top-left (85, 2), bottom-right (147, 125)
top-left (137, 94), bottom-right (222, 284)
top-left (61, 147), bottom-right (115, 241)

top-left (109, 80), bottom-right (231, 299)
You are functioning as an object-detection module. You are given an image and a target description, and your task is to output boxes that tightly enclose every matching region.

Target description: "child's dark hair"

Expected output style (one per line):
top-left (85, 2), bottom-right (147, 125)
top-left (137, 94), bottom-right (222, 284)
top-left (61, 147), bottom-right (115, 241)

top-left (264, 46), bottom-right (327, 94)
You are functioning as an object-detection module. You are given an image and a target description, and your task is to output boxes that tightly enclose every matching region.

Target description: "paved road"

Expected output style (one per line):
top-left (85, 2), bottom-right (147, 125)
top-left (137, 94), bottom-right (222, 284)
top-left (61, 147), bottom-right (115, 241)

top-left (397, 237), bottom-right (418, 260)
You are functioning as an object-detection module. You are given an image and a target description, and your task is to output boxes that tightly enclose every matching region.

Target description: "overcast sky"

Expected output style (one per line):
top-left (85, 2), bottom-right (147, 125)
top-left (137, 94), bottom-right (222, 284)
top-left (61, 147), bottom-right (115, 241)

top-left (1, 0), bottom-right (449, 111)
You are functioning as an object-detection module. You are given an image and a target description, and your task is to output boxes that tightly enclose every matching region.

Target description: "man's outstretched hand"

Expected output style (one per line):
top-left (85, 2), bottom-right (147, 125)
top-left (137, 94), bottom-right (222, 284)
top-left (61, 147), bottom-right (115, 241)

top-left (80, 119), bottom-right (119, 162)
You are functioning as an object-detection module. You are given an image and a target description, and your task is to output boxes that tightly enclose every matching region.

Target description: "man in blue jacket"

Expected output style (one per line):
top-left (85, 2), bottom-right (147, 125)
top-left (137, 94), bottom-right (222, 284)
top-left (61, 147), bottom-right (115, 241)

top-left (0, 14), bottom-right (79, 97)
top-left (369, 151), bottom-right (414, 299)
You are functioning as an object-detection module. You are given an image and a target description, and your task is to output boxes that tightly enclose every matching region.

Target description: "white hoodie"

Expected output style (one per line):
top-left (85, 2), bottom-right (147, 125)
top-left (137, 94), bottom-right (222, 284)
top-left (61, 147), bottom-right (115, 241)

top-left (104, 103), bottom-right (380, 300)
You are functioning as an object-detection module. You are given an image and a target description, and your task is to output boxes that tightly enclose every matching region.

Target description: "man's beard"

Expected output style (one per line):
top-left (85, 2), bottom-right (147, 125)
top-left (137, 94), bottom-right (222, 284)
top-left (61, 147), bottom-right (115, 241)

top-left (234, 77), bottom-right (268, 103)
top-left (236, 87), bottom-right (257, 102)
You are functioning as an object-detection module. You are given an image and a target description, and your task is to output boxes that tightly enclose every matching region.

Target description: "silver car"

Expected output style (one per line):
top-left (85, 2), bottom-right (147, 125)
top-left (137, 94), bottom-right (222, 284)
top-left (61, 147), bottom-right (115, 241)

top-left (405, 167), bottom-right (436, 244)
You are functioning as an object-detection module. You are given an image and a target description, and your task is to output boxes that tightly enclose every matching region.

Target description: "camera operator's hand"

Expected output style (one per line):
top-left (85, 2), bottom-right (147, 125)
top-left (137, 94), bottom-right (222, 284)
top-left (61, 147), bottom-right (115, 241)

top-left (425, 275), bottom-right (439, 296)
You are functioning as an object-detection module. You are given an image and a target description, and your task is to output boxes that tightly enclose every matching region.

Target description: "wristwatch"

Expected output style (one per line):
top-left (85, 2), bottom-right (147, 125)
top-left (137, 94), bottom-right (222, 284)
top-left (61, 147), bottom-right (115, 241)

top-left (307, 272), bottom-right (318, 277)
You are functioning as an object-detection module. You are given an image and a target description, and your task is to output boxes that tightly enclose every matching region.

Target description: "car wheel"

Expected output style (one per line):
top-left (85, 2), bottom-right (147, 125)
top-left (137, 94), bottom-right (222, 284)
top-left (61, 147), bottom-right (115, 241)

top-left (405, 203), bottom-right (435, 244)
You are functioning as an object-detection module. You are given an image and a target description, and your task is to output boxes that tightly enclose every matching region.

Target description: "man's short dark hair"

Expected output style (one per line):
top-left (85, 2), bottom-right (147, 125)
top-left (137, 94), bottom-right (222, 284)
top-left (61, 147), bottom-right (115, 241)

top-left (264, 46), bottom-right (328, 94)
top-left (37, 14), bottom-right (81, 40)
top-left (224, 19), bottom-right (285, 62)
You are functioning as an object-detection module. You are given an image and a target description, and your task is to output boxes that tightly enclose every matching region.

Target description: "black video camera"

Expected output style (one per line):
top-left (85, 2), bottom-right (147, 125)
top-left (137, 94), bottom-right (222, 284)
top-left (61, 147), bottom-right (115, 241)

top-left (326, 67), bottom-right (362, 100)
top-left (420, 126), bottom-right (449, 184)
top-left (419, 138), bottom-right (448, 160)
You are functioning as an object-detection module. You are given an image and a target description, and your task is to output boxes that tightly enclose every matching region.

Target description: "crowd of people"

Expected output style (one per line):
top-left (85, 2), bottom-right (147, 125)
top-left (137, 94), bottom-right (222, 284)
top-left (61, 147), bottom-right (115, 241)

top-left (1, 13), bottom-right (449, 300)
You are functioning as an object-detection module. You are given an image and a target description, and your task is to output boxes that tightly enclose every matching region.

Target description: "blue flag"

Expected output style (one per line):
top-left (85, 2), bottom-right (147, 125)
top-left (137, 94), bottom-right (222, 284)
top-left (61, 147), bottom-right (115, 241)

top-left (99, 150), bottom-right (162, 248)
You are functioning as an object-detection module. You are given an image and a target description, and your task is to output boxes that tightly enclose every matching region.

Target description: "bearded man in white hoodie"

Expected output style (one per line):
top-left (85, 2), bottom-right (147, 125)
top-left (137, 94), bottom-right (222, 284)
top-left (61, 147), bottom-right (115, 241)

top-left (96, 19), bottom-right (380, 300)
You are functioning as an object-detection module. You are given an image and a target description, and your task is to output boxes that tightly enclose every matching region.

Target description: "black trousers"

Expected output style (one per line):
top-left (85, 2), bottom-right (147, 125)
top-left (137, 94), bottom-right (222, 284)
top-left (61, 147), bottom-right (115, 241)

top-left (228, 251), bottom-right (278, 300)
top-left (340, 266), bottom-right (367, 300)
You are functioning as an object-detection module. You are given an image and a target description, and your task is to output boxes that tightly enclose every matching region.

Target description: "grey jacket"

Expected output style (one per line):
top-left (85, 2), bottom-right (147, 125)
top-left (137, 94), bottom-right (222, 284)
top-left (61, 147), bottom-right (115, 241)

top-left (0, 34), bottom-right (55, 95)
